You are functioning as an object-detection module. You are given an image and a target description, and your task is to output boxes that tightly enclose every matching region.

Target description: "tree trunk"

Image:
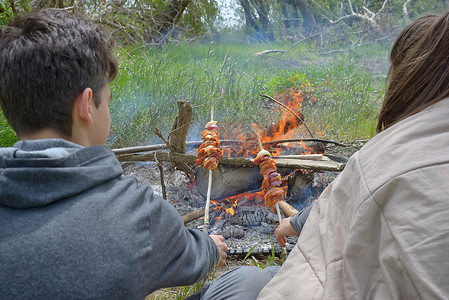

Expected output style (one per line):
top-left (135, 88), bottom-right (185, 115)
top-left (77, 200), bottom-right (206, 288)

top-left (30, 0), bottom-right (52, 10)
top-left (150, 0), bottom-right (192, 42)
top-left (239, 0), bottom-right (260, 33)
top-left (238, 0), bottom-right (273, 42)
top-left (254, 0), bottom-right (273, 41)
top-left (295, 0), bottom-right (318, 34)
top-left (290, 1), bottom-right (300, 28)
top-left (279, 0), bottom-right (290, 29)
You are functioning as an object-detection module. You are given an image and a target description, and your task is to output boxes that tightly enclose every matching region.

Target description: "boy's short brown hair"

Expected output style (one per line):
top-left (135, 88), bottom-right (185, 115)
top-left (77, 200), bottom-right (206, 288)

top-left (0, 9), bottom-right (118, 137)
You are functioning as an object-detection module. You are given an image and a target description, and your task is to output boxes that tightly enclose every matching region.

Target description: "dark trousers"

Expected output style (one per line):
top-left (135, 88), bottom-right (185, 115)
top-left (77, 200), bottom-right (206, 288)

top-left (185, 266), bottom-right (280, 300)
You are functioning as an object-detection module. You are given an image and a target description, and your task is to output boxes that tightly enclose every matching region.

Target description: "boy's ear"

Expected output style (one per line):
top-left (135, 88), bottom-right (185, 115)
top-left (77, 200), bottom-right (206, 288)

top-left (74, 88), bottom-right (94, 125)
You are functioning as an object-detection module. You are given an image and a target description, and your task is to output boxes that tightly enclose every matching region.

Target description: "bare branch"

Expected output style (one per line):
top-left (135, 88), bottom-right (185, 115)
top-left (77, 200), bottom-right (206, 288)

top-left (323, 0), bottom-right (390, 30)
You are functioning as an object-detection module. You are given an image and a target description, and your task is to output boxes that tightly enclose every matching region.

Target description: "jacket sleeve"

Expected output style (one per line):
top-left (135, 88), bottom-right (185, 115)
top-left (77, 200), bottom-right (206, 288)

top-left (289, 203), bottom-right (314, 234)
top-left (145, 186), bottom-right (219, 289)
top-left (110, 176), bottom-right (219, 293)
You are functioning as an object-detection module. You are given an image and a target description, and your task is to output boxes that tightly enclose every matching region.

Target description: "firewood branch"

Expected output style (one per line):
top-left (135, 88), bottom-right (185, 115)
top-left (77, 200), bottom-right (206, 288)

top-left (112, 138), bottom-right (346, 156)
top-left (115, 151), bottom-right (345, 172)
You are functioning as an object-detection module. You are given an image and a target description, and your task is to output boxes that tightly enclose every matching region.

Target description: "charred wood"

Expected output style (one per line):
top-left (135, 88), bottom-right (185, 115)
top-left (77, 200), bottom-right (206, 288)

top-left (196, 165), bottom-right (263, 200)
top-left (182, 207), bottom-right (205, 224)
top-left (168, 100), bottom-right (193, 173)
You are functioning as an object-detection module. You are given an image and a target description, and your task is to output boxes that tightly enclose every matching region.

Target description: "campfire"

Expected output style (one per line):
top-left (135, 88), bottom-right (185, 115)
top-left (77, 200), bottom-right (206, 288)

top-left (114, 92), bottom-right (346, 255)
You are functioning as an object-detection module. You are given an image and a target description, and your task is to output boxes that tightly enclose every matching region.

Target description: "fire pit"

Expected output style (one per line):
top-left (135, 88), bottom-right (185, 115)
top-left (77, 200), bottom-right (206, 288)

top-left (116, 94), bottom-right (349, 255)
top-left (122, 157), bottom-right (343, 255)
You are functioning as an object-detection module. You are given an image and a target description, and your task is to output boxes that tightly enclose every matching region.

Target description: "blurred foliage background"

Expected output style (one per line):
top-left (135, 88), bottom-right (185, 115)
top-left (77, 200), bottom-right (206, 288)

top-left (1, 0), bottom-right (447, 147)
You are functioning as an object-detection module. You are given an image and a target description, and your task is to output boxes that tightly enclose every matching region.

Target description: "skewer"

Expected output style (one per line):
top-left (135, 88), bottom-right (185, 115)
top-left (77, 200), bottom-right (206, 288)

top-left (203, 169), bottom-right (212, 234)
top-left (203, 106), bottom-right (214, 234)
top-left (256, 131), bottom-right (287, 255)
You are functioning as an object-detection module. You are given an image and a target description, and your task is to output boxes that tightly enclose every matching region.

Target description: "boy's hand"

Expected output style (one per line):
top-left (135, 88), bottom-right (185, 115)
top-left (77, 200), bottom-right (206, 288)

top-left (275, 217), bottom-right (299, 247)
top-left (209, 235), bottom-right (228, 267)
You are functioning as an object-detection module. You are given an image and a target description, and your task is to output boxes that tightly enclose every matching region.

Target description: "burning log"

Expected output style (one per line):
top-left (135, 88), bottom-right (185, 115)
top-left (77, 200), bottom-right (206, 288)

top-left (196, 165), bottom-right (263, 200)
top-left (259, 93), bottom-right (313, 138)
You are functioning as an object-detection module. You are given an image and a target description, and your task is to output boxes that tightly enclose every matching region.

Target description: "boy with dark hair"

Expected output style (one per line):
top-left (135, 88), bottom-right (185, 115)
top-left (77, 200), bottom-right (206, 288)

top-left (0, 9), bottom-right (230, 299)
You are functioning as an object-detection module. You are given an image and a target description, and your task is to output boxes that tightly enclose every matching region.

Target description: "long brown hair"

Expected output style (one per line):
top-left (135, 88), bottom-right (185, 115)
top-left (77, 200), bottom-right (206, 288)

top-left (377, 12), bottom-right (449, 132)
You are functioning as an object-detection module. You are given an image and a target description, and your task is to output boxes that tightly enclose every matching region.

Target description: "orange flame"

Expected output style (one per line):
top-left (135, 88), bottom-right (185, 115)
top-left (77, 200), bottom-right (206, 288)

top-left (258, 89), bottom-right (305, 152)
top-left (300, 140), bottom-right (317, 155)
top-left (221, 88), bottom-right (309, 158)
top-left (210, 87), bottom-right (313, 217)
top-left (211, 193), bottom-right (240, 216)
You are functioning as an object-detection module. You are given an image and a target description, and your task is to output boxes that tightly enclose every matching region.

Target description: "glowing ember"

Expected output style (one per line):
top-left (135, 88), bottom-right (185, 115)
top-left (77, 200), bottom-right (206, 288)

top-left (211, 194), bottom-right (241, 216)
top-left (211, 187), bottom-right (288, 217)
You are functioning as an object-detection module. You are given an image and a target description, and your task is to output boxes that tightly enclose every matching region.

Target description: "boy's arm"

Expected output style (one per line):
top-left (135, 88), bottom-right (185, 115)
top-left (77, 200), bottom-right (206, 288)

top-left (143, 187), bottom-right (220, 290)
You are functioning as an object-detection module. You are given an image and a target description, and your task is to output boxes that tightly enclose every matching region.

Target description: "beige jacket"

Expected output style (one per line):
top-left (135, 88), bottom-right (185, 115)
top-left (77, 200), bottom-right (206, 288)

top-left (258, 98), bottom-right (449, 300)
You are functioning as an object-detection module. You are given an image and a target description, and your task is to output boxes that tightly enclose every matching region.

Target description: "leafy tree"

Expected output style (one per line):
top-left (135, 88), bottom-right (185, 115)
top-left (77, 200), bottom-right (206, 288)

top-left (1, 0), bottom-right (219, 43)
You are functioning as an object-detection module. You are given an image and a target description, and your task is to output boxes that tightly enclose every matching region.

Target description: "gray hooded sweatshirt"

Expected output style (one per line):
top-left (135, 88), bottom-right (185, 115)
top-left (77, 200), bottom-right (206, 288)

top-left (0, 139), bottom-right (218, 299)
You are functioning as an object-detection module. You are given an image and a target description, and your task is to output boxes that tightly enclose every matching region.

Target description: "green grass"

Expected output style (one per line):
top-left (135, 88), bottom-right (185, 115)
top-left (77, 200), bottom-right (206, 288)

top-left (108, 42), bottom-right (388, 148)
top-left (0, 41), bottom-right (388, 149)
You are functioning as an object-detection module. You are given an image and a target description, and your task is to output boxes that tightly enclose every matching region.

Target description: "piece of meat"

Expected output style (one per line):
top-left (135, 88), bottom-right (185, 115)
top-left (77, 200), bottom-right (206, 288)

top-left (264, 186), bottom-right (284, 212)
top-left (254, 150), bottom-right (284, 212)
top-left (196, 123), bottom-right (222, 170)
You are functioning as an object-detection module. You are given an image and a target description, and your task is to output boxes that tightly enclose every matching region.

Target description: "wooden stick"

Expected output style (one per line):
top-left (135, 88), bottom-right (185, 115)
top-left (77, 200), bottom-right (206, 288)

top-left (275, 154), bottom-right (328, 161)
top-left (203, 105), bottom-right (214, 234)
top-left (111, 138), bottom-right (347, 155)
top-left (277, 200), bottom-right (299, 217)
top-left (182, 207), bottom-right (205, 224)
top-left (203, 170), bottom-right (212, 234)
top-left (256, 131), bottom-right (287, 254)
top-left (115, 150), bottom-right (346, 172)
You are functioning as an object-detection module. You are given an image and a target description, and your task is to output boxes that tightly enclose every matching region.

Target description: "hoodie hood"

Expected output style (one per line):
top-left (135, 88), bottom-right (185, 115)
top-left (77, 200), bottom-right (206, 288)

top-left (0, 139), bottom-right (123, 209)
